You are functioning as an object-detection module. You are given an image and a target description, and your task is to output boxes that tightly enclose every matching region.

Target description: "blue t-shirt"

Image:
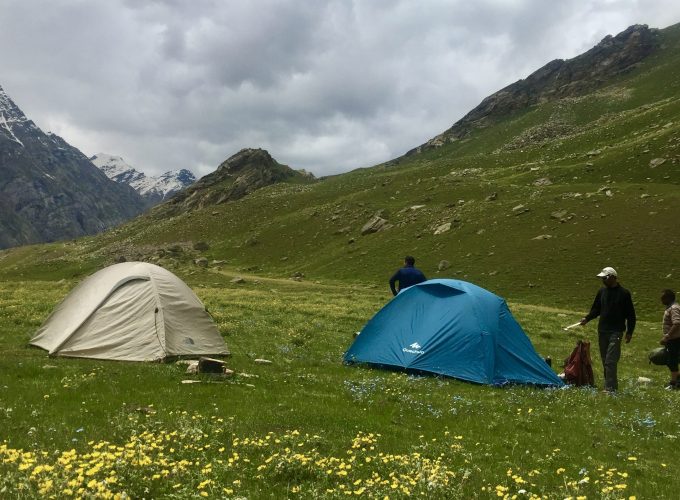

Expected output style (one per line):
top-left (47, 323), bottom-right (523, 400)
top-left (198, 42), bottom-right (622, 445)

top-left (389, 266), bottom-right (427, 296)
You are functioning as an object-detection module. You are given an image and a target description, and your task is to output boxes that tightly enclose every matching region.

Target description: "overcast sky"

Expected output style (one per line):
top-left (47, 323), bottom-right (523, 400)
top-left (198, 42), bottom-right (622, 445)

top-left (1, 1), bottom-right (679, 177)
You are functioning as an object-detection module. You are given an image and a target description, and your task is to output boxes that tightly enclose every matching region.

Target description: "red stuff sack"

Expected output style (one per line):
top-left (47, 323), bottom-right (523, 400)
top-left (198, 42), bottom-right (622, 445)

top-left (563, 340), bottom-right (595, 386)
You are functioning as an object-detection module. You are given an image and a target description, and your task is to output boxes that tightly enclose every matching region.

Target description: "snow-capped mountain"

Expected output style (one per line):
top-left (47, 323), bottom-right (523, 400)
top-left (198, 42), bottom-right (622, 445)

top-left (0, 83), bottom-right (146, 249)
top-left (91, 153), bottom-right (195, 206)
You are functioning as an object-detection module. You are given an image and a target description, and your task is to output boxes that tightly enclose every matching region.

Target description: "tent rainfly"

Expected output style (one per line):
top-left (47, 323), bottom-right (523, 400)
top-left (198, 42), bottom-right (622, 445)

top-left (344, 279), bottom-right (563, 387)
top-left (31, 262), bottom-right (229, 361)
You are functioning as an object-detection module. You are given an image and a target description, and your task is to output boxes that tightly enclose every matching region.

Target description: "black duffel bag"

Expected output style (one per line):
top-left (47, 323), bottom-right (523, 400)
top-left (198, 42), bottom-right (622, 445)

top-left (648, 346), bottom-right (669, 366)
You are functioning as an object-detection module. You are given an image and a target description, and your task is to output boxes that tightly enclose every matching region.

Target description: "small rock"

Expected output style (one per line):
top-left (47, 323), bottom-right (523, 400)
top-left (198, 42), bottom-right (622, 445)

top-left (550, 210), bottom-right (568, 220)
top-left (533, 177), bottom-right (552, 187)
top-left (410, 205), bottom-right (426, 210)
top-left (434, 222), bottom-right (451, 235)
top-left (649, 158), bottom-right (667, 168)
top-left (587, 149), bottom-right (601, 156)
top-left (254, 359), bottom-right (273, 365)
top-left (485, 192), bottom-right (498, 201)
top-left (193, 241), bottom-right (210, 251)
top-left (230, 277), bottom-right (246, 284)
top-left (438, 260), bottom-right (451, 271)
top-left (181, 380), bottom-right (202, 384)
top-left (194, 257), bottom-right (208, 267)
top-left (532, 234), bottom-right (553, 240)
top-left (476, 229), bottom-right (486, 235)
top-left (361, 214), bottom-right (388, 235)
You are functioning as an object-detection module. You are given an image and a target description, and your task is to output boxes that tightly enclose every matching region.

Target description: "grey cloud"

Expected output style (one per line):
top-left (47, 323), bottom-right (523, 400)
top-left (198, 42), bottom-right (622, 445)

top-left (1, 0), bottom-right (679, 177)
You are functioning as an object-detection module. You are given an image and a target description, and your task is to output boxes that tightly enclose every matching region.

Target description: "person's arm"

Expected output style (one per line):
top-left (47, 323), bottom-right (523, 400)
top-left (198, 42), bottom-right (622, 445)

top-left (624, 291), bottom-right (636, 343)
top-left (580, 289), bottom-right (602, 325)
top-left (389, 271), bottom-right (400, 296)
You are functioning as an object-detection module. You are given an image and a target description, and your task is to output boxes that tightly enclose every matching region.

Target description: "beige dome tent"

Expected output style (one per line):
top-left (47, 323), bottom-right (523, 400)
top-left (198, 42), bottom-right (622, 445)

top-left (31, 262), bottom-right (229, 361)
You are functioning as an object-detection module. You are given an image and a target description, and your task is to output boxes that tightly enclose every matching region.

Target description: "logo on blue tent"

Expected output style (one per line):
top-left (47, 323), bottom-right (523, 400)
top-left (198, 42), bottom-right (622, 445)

top-left (403, 342), bottom-right (425, 354)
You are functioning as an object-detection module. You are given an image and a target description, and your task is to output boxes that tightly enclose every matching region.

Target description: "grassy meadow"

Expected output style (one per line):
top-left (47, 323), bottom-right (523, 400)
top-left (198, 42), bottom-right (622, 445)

top-left (1, 269), bottom-right (677, 499)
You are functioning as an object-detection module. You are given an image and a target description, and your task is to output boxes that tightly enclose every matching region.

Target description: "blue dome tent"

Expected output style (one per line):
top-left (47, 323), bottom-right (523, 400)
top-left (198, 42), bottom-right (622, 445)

top-left (344, 279), bottom-right (563, 387)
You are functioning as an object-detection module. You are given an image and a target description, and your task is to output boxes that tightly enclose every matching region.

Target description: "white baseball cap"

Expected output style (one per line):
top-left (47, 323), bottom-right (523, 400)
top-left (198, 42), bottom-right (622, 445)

top-left (596, 266), bottom-right (617, 278)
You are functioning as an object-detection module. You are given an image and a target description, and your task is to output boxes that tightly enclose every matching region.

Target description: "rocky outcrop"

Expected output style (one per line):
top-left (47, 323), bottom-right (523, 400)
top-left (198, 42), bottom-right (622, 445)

top-left (162, 148), bottom-right (315, 214)
top-left (361, 213), bottom-right (389, 235)
top-left (0, 84), bottom-right (147, 249)
top-left (404, 25), bottom-right (660, 157)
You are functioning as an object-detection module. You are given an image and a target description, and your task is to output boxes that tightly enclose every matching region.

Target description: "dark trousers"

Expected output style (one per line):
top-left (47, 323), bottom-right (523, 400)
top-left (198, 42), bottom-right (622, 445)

top-left (666, 338), bottom-right (680, 373)
top-left (598, 331), bottom-right (622, 391)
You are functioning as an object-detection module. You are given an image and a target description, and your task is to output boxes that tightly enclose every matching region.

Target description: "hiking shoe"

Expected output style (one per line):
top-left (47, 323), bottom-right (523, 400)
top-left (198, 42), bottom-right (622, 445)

top-left (665, 381), bottom-right (679, 390)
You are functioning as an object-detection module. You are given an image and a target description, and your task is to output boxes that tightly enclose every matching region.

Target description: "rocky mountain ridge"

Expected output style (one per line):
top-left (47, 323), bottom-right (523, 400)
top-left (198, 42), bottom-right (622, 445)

top-left (162, 148), bottom-right (315, 214)
top-left (91, 153), bottom-right (196, 206)
top-left (405, 24), bottom-right (661, 157)
top-left (0, 84), bottom-right (147, 249)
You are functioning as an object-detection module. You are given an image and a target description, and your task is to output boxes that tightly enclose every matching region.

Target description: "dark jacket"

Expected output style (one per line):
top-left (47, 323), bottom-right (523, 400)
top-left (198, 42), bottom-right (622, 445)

top-left (585, 285), bottom-right (636, 335)
top-left (389, 266), bottom-right (427, 296)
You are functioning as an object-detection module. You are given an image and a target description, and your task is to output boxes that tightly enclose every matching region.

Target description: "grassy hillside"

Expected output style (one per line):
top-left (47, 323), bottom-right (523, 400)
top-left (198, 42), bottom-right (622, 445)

top-left (2, 26), bottom-right (678, 318)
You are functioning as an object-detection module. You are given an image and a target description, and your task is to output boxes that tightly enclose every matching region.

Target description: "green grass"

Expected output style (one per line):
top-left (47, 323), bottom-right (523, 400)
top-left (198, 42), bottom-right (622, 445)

top-left (1, 273), bottom-right (678, 499)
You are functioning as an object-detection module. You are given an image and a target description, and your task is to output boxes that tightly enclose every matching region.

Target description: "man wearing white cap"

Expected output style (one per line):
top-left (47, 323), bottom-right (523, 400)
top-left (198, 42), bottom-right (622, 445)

top-left (579, 266), bottom-right (636, 392)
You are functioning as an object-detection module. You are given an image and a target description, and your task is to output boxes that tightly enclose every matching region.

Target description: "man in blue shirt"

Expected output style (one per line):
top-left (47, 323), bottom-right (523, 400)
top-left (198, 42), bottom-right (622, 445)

top-left (389, 256), bottom-right (427, 296)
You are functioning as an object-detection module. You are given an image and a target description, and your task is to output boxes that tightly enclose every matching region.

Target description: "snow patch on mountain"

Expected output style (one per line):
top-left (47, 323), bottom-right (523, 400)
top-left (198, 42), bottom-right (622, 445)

top-left (91, 153), bottom-right (195, 203)
top-left (0, 84), bottom-right (28, 146)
